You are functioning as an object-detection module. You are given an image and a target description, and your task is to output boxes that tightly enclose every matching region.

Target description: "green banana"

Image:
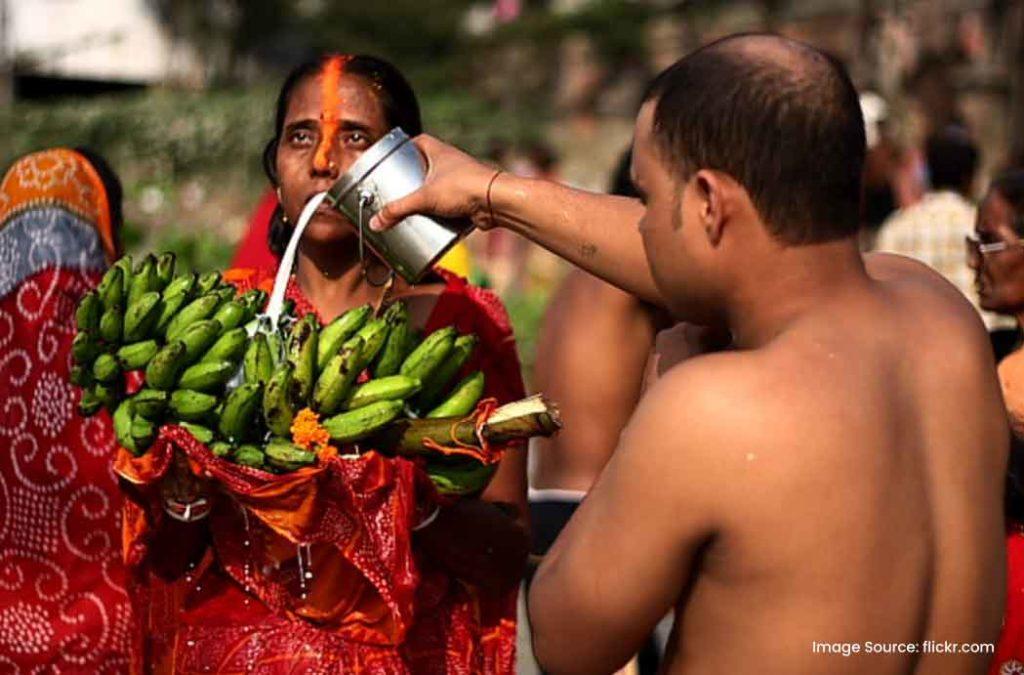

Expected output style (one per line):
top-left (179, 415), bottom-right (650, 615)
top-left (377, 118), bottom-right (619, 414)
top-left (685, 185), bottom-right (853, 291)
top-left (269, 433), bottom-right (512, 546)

top-left (92, 380), bottom-right (121, 411)
top-left (426, 371), bottom-right (485, 418)
top-left (233, 445), bottom-right (265, 469)
top-left (399, 326), bottom-right (456, 383)
top-left (211, 299), bottom-right (250, 331)
top-left (92, 353), bottom-right (121, 383)
top-left (163, 272), bottom-right (197, 299)
top-left (179, 319), bottom-right (223, 364)
top-left (241, 289), bottom-right (268, 314)
top-left (200, 327), bottom-right (248, 364)
top-left (323, 399), bottom-right (404, 444)
top-left (210, 441), bottom-right (233, 458)
top-left (178, 360), bottom-right (236, 392)
top-left (130, 415), bottom-right (156, 452)
top-left (145, 341), bottom-right (187, 390)
top-left (169, 389), bottom-right (219, 422)
top-left (263, 364), bottom-right (297, 437)
top-left (348, 317), bottom-right (390, 373)
top-left (127, 255), bottom-right (159, 307)
top-left (71, 332), bottom-right (101, 365)
top-left (317, 304), bottom-right (372, 371)
top-left (218, 382), bottom-right (263, 442)
top-left (75, 292), bottom-right (101, 333)
top-left (154, 291), bottom-right (188, 336)
top-left (98, 306), bottom-right (123, 343)
top-left (132, 389), bottom-right (168, 420)
top-left (113, 399), bottom-right (137, 453)
top-left (69, 365), bottom-right (93, 387)
top-left (373, 307), bottom-right (410, 378)
top-left (112, 255), bottom-right (133, 297)
top-left (243, 333), bottom-right (274, 385)
top-left (164, 294), bottom-right (220, 342)
top-left (96, 265), bottom-right (124, 309)
top-left (155, 253), bottom-right (176, 287)
top-left (286, 315), bottom-right (319, 401)
top-left (177, 421), bottom-right (214, 444)
top-left (196, 272), bottom-right (221, 295)
top-left (78, 388), bottom-right (102, 416)
top-left (416, 334), bottom-right (478, 409)
top-left (214, 286), bottom-right (236, 306)
top-left (344, 375), bottom-right (421, 410)
top-left (311, 339), bottom-right (363, 416)
top-left (265, 438), bottom-right (316, 471)
top-left (122, 291), bottom-right (161, 342)
top-left (116, 339), bottom-right (160, 370)
top-left (425, 458), bottom-right (497, 496)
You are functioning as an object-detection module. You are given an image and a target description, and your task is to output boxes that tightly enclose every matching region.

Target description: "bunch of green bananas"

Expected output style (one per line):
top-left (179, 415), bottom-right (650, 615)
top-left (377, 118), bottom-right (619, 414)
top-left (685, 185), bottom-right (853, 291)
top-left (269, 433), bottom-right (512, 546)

top-left (71, 253), bottom-right (490, 478)
top-left (73, 252), bottom-right (268, 457)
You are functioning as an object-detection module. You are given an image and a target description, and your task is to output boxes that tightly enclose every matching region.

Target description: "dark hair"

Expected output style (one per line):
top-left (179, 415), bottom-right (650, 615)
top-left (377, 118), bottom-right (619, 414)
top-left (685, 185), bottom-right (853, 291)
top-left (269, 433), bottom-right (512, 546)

top-left (609, 147), bottom-right (638, 198)
top-left (991, 168), bottom-right (1024, 234)
top-left (926, 125), bottom-right (978, 192)
top-left (265, 54), bottom-right (423, 257)
top-left (643, 33), bottom-right (866, 245)
top-left (74, 146), bottom-right (124, 247)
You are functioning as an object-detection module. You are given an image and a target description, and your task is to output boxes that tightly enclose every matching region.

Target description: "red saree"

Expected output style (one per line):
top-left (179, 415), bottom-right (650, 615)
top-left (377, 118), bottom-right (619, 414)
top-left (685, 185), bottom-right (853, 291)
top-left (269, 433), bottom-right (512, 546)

top-left (120, 267), bottom-right (524, 674)
top-left (0, 149), bottom-right (130, 671)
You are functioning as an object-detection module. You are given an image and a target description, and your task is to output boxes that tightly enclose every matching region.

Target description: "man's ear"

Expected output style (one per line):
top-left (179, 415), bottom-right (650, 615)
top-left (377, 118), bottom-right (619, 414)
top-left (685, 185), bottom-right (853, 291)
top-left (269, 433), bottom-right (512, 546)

top-left (693, 169), bottom-right (728, 246)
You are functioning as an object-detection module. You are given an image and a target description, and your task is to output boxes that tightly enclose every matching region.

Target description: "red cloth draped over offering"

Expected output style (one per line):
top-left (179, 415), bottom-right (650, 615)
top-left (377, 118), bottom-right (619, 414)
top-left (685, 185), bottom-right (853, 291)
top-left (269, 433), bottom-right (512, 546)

top-left (992, 353), bottom-right (1024, 675)
top-left (118, 267), bottom-right (525, 674)
top-left (0, 149), bottom-right (131, 671)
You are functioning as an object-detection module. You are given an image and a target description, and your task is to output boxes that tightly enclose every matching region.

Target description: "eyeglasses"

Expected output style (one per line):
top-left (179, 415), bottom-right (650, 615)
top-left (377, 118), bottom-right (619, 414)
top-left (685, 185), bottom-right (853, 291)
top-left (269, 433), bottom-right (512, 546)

top-left (965, 235), bottom-right (1024, 265)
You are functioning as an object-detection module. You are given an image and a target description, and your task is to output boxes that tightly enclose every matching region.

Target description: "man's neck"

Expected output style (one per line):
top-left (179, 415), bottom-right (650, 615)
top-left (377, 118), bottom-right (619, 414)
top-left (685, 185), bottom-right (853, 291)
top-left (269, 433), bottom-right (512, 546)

top-left (725, 238), bottom-right (869, 349)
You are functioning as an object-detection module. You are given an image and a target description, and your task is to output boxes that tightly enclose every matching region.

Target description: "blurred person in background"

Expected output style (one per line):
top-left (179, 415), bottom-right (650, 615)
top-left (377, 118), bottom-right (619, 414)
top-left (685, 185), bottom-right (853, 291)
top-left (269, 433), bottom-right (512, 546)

top-left (875, 125), bottom-right (1004, 327)
top-left (525, 148), bottom-right (666, 674)
top-left (859, 92), bottom-right (899, 247)
top-left (130, 53), bottom-right (528, 673)
top-left (964, 167), bottom-right (1024, 674)
top-left (0, 148), bottom-right (130, 671)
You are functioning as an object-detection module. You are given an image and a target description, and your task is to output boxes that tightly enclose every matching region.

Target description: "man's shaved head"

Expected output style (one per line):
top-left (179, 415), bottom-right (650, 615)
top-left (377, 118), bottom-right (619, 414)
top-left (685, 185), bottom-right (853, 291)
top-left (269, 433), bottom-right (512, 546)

top-left (644, 33), bottom-right (865, 245)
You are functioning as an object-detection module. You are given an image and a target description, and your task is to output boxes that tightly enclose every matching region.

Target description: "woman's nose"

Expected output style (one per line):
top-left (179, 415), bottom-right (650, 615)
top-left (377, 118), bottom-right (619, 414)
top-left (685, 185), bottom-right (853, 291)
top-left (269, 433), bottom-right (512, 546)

top-left (310, 156), bottom-right (341, 180)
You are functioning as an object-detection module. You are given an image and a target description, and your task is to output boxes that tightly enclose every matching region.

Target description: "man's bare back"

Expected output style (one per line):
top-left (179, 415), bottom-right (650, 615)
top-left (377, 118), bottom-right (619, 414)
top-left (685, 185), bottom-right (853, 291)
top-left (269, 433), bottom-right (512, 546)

top-left (528, 256), bottom-right (1006, 675)
top-left (653, 255), bottom-right (1006, 673)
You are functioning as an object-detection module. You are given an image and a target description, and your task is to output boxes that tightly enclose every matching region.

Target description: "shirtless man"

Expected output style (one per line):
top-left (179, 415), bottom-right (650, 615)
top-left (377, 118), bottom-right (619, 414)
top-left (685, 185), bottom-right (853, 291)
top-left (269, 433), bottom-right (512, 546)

top-left (372, 34), bottom-right (1008, 674)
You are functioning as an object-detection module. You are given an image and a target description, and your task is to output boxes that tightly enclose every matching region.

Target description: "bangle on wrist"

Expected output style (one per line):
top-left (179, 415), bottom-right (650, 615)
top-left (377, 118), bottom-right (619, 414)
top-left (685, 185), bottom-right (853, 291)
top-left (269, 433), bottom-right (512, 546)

top-left (485, 169), bottom-right (503, 228)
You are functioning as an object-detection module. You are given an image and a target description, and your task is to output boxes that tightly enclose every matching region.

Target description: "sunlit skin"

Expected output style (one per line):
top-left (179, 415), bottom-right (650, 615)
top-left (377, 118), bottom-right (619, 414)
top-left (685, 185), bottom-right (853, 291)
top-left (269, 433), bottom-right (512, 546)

top-left (969, 189), bottom-right (1024, 319)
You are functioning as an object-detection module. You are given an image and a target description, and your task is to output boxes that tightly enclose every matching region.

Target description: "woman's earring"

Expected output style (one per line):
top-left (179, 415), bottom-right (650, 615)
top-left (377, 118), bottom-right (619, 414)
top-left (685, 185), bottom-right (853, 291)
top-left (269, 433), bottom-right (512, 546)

top-left (276, 188), bottom-right (288, 224)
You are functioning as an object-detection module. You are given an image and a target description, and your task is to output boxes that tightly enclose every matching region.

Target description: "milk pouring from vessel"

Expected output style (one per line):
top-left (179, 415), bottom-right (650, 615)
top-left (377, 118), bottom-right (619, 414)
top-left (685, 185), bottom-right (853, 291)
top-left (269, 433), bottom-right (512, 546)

top-left (324, 127), bottom-right (473, 284)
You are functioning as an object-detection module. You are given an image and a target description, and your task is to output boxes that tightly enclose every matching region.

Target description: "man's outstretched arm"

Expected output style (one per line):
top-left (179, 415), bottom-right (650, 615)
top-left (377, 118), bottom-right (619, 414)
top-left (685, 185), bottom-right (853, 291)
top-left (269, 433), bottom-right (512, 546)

top-left (369, 135), bottom-right (662, 304)
top-left (527, 361), bottom-right (732, 674)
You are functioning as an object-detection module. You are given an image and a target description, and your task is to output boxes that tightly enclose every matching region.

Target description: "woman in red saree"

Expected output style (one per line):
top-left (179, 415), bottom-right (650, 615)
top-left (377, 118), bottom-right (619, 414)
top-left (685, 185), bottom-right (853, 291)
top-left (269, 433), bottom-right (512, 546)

top-left (123, 55), bottom-right (529, 673)
top-left (0, 148), bottom-right (130, 671)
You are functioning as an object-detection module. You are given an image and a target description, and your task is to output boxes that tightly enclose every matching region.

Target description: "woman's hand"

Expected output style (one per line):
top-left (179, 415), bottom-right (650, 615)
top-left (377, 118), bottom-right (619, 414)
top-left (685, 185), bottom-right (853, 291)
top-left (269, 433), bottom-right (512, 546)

top-left (369, 135), bottom-right (502, 233)
top-left (414, 498), bottom-right (529, 593)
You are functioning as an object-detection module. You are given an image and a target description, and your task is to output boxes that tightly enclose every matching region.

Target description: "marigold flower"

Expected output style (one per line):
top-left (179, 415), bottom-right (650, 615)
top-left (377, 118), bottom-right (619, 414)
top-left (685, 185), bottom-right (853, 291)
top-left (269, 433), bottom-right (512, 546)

top-left (291, 408), bottom-right (331, 453)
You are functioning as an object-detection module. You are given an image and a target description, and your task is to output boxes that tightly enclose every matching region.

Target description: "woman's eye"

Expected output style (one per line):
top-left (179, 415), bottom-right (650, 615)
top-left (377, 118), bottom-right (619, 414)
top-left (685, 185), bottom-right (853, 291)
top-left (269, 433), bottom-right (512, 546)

top-left (344, 132), bottom-right (372, 148)
top-left (288, 130), bottom-right (314, 146)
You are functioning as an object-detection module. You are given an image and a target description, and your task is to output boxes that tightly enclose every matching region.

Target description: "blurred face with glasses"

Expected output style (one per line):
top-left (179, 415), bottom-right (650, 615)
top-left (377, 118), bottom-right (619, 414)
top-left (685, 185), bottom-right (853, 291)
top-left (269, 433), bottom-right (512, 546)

top-left (967, 188), bottom-right (1024, 315)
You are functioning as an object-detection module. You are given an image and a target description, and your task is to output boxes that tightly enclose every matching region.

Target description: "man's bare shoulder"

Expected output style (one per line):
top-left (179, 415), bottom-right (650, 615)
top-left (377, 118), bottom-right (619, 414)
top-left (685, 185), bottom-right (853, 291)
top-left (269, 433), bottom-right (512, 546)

top-left (865, 251), bottom-right (993, 362)
top-left (625, 351), bottom-right (793, 482)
